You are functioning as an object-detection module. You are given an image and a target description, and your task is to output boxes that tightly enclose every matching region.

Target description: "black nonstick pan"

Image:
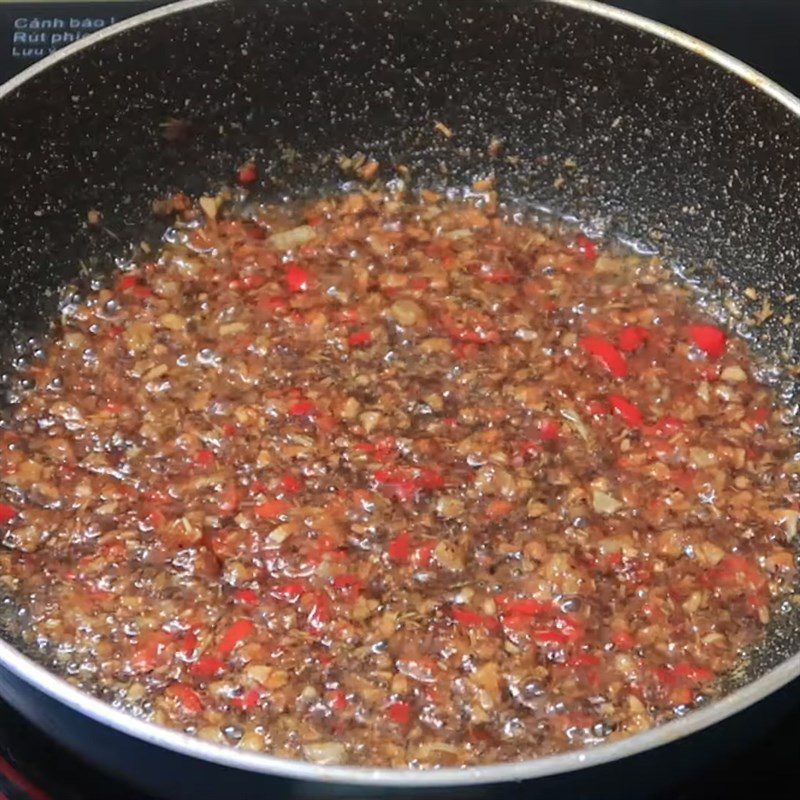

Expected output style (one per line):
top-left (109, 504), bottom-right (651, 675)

top-left (0, 1), bottom-right (798, 798)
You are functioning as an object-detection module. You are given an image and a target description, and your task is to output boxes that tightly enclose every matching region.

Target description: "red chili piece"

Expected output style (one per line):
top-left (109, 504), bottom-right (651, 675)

top-left (372, 436), bottom-right (397, 462)
top-left (250, 479), bottom-right (269, 496)
top-left (442, 312), bottom-right (500, 344)
top-left (451, 607), bottom-right (501, 632)
top-left (608, 394), bottom-right (644, 428)
top-left (129, 632), bottom-right (172, 674)
top-left (271, 582), bottom-right (307, 603)
top-left (575, 234), bottom-right (598, 262)
top-left (650, 416), bottom-right (684, 437)
top-left (281, 473), bottom-right (304, 494)
top-left (288, 399), bottom-right (316, 417)
top-left (538, 419), bottom-right (560, 441)
top-left (566, 653), bottom-right (601, 668)
top-left (194, 449), bottom-right (215, 468)
top-left (496, 596), bottom-right (550, 616)
top-left (413, 541), bottom-right (435, 568)
top-left (532, 618), bottom-right (584, 645)
top-left (286, 263), bottom-right (310, 293)
top-left (612, 630), bottom-right (635, 650)
top-left (374, 467), bottom-right (443, 501)
top-left (328, 690), bottom-right (348, 711)
top-left (705, 554), bottom-right (766, 591)
top-left (144, 509), bottom-right (167, 530)
top-left (307, 592), bottom-right (331, 631)
top-left (233, 588), bottom-right (260, 606)
top-left (670, 468), bottom-right (697, 492)
top-left (531, 629), bottom-right (570, 645)
top-left (218, 619), bottom-right (255, 657)
top-left (237, 162), bottom-right (258, 184)
top-left (192, 655), bottom-right (226, 678)
top-left (618, 326), bottom-right (649, 352)
top-left (388, 531), bottom-right (412, 564)
top-left (689, 324), bottom-right (727, 359)
top-left (415, 467), bottom-right (445, 490)
top-left (347, 330), bottom-right (373, 348)
top-left (253, 499), bottom-right (291, 520)
top-left (586, 400), bottom-right (607, 416)
top-left (178, 630), bottom-right (199, 658)
top-left (231, 688), bottom-right (261, 711)
top-left (258, 296), bottom-right (289, 313)
top-left (131, 284), bottom-right (153, 300)
top-left (387, 701), bottom-right (412, 725)
top-left (518, 440), bottom-right (541, 457)
top-left (116, 275), bottom-right (153, 299)
top-left (231, 274), bottom-right (267, 291)
top-left (218, 485), bottom-right (241, 515)
top-left (579, 337), bottom-right (628, 378)
top-left (374, 469), bottom-right (417, 502)
top-left (166, 684), bottom-right (204, 714)
top-left (671, 662), bottom-right (715, 684)
top-left (332, 574), bottom-right (365, 600)
top-left (479, 267), bottom-right (517, 283)
top-left (0, 503), bottom-right (17, 523)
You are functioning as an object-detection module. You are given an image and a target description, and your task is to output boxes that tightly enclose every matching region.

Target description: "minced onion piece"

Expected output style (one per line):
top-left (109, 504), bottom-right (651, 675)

top-left (302, 742), bottom-right (348, 765)
top-left (269, 225), bottom-right (317, 250)
top-left (593, 490), bottom-right (623, 515)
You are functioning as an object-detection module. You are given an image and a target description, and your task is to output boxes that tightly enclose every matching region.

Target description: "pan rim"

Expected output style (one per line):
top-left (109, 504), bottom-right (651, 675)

top-left (0, 0), bottom-right (798, 787)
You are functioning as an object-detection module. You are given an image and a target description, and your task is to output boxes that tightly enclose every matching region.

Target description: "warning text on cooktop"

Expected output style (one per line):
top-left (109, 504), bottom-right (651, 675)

top-left (0, 2), bottom-right (164, 81)
top-left (11, 15), bottom-right (115, 58)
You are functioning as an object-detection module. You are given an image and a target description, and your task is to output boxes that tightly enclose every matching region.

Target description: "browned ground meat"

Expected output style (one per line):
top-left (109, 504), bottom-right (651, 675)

top-left (0, 188), bottom-right (796, 768)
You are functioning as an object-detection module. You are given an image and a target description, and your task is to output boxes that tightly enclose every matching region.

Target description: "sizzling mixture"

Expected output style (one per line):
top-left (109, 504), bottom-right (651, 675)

top-left (0, 187), bottom-right (797, 768)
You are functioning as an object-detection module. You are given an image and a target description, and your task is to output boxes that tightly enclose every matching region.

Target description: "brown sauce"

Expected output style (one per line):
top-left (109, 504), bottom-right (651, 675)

top-left (0, 189), bottom-right (796, 767)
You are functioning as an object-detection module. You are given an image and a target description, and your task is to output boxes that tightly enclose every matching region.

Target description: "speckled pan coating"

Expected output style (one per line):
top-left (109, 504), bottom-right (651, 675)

top-left (1, 0), bottom-right (800, 320)
top-left (0, 0), bottom-right (797, 791)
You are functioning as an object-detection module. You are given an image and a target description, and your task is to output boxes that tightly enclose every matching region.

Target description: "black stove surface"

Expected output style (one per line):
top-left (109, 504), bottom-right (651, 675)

top-left (0, 2), bottom-right (798, 798)
top-left (0, 689), bottom-right (797, 800)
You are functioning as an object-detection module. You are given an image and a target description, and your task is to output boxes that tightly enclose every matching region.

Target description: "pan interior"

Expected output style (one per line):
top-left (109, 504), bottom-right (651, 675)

top-left (0, 0), bottom-right (797, 766)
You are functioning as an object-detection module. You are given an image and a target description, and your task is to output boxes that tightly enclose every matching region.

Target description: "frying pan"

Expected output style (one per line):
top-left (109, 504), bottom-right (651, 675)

top-left (0, 0), bottom-right (798, 797)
